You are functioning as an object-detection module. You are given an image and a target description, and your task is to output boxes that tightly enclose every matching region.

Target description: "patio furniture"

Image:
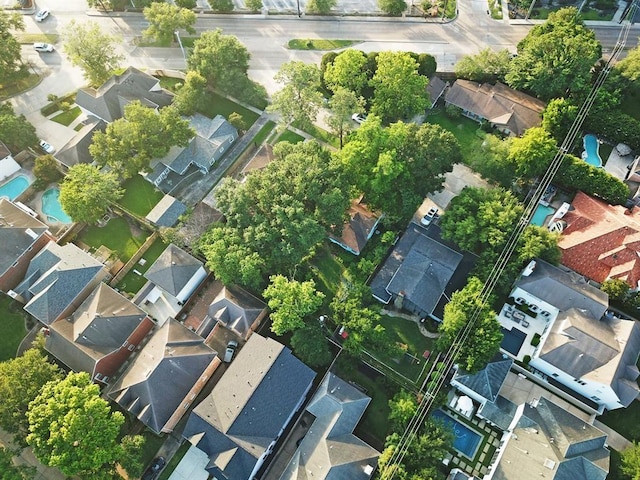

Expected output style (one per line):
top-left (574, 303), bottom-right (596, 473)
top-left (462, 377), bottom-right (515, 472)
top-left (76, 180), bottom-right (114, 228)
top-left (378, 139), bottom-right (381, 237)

top-left (512, 310), bottom-right (525, 323)
top-left (522, 320), bottom-right (530, 328)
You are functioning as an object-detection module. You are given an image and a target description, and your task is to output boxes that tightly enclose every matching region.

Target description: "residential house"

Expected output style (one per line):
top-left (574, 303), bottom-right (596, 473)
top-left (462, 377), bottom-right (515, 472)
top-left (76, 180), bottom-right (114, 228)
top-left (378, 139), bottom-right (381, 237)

top-left (278, 372), bottom-right (379, 480)
top-left (12, 241), bottom-right (110, 325)
top-left (54, 117), bottom-right (106, 169)
top-left (198, 285), bottom-right (267, 340)
top-left (426, 75), bottom-right (448, 109)
top-left (108, 318), bottom-right (219, 434)
top-left (145, 113), bottom-right (238, 193)
top-left (0, 199), bottom-right (54, 293)
top-left (44, 283), bottom-right (154, 385)
top-left (370, 223), bottom-right (475, 320)
top-left (75, 66), bottom-right (174, 123)
top-left (0, 141), bottom-right (21, 182)
top-left (329, 197), bottom-right (383, 256)
top-left (134, 244), bottom-right (207, 324)
top-left (557, 191), bottom-right (640, 289)
top-left (444, 80), bottom-right (545, 136)
top-left (489, 397), bottom-right (609, 480)
top-left (145, 194), bottom-right (187, 228)
top-left (498, 259), bottom-right (640, 411)
top-left (182, 334), bottom-right (315, 480)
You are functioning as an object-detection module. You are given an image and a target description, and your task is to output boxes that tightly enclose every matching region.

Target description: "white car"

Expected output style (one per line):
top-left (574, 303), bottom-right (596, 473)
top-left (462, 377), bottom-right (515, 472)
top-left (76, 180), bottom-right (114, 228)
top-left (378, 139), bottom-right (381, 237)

top-left (223, 340), bottom-right (238, 363)
top-left (34, 43), bottom-right (54, 53)
top-left (351, 113), bottom-right (367, 124)
top-left (35, 10), bottom-right (50, 22)
top-left (39, 140), bottom-right (55, 154)
top-left (420, 207), bottom-right (439, 226)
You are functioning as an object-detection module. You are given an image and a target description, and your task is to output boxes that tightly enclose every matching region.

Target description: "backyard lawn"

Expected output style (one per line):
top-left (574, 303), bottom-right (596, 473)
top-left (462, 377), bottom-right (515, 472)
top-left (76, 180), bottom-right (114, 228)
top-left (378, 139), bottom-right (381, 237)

top-left (50, 106), bottom-right (82, 126)
top-left (0, 295), bottom-right (28, 362)
top-left (117, 239), bottom-right (168, 296)
top-left (199, 91), bottom-right (260, 126)
top-left (426, 109), bottom-right (485, 165)
top-left (118, 175), bottom-right (165, 217)
top-left (77, 216), bottom-right (148, 262)
top-left (275, 129), bottom-right (305, 144)
top-left (599, 398), bottom-right (640, 441)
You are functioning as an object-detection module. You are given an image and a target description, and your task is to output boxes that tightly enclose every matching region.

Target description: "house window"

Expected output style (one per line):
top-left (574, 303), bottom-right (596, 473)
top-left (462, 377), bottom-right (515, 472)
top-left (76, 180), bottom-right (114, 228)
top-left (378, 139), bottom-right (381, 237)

top-left (591, 396), bottom-right (601, 401)
top-left (122, 341), bottom-right (128, 348)
top-left (128, 344), bottom-right (135, 351)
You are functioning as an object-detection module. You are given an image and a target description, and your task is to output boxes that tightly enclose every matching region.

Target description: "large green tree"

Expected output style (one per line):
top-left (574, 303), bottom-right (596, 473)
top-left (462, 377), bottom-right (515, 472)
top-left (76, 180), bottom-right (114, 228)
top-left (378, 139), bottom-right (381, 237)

top-left (0, 103), bottom-right (38, 152)
top-left (199, 141), bottom-right (350, 288)
top-left (62, 20), bottom-right (124, 87)
top-left (59, 164), bottom-right (123, 223)
top-left (173, 70), bottom-right (208, 115)
top-left (455, 48), bottom-right (512, 83)
top-left (90, 102), bottom-right (194, 178)
top-left (378, 0), bottom-right (406, 15)
top-left (291, 322), bottom-right (332, 367)
top-left (338, 116), bottom-right (460, 221)
top-left (143, 3), bottom-right (196, 45)
top-left (263, 275), bottom-right (325, 335)
top-left (327, 86), bottom-right (364, 148)
top-left (268, 61), bottom-right (324, 130)
top-left (622, 442), bottom-right (640, 480)
top-left (437, 277), bottom-right (503, 372)
top-left (26, 372), bottom-right (125, 477)
top-left (508, 126), bottom-right (557, 179)
top-left (370, 51), bottom-right (429, 122)
top-left (324, 49), bottom-right (369, 97)
top-left (468, 134), bottom-right (515, 187)
top-left (616, 43), bottom-right (640, 82)
top-left (0, 446), bottom-right (35, 480)
top-left (305, 0), bottom-right (337, 13)
top-left (0, 348), bottom-right (63, 443)
top-left (505, 8), bottom-right (601, 100)
top-left (0, 10), bottom-right (25, 83)
top-left (541, 97), bottom-right (579, 143)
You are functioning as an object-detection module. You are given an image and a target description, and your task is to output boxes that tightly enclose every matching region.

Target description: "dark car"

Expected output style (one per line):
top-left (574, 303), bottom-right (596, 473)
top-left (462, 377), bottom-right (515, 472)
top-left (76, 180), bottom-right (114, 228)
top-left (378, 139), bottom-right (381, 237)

top-left (142, 457), bottom-right (166, 480)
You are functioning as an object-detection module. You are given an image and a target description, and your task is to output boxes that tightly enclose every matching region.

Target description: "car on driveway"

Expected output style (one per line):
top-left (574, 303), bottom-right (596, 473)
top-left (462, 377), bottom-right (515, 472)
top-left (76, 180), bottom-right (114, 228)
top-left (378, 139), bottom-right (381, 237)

top-left (420, 207), bottom-right (439, 226)
top-left (351, 113), bottom-right (367, 124)
top-left (39, 140), bottom-right (55, 154)
top-left (223, 340), bottom-right (238, 363)
top-left (34, 43), bottom-right (54, 53)
top-left (35, 10), bottom-right (50, 22)
top-left (142, 457), bottom-right (166, 480)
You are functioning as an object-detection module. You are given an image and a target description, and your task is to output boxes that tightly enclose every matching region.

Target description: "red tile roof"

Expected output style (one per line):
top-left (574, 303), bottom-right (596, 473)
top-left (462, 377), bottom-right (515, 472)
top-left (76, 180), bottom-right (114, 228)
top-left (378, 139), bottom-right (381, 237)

top-left (559, 192), bottom-right (640, 287)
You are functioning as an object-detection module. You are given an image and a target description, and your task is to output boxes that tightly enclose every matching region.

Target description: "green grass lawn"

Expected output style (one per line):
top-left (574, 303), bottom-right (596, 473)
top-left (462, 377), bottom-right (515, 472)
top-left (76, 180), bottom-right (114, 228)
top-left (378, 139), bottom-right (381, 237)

top-left (50, 106), bottom-right (81, 126)
top-left (307, 244), bottom-right (348, 301)
top-left (139, 431), bottom-right (166, 470)
top-left (0, 73), bottom-right (40, 101)
top-left (253, 120), bottom-right (276, 146)
top-left (198, 92), bottom-right (260, 127)
top-left (117, 239), bottom-right (168, 295)
top-left (0, 295), bottom-right (28, 362)
top-left (599, 399), bottom-right (640, 441)
top-left (275, 129), bottom-right (306, 144)
top-left (16, 33), bottom-right (59, 44)
top-left (287, 39), bottom-right (358, 50)
top-left (78, 217), bottom-right (148, 262)
top-left (292, 121), bottom-right (339, 148)
top-left (158, 442), bottom-right (190, 480)
top-left (426, 110), bottom-right (485, 165)
top-left (74, 123), bottom-right (84, 132)
top-left (158, 76), bottom-right (183, 92)
top-left (118, 175), bottom-right (165, 217)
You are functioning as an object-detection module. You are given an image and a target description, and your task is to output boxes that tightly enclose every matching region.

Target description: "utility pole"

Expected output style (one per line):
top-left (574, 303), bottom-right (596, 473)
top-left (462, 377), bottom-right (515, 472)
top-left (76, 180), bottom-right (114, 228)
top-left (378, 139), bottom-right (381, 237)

top-left (297, 0), bottom-right (301, 17)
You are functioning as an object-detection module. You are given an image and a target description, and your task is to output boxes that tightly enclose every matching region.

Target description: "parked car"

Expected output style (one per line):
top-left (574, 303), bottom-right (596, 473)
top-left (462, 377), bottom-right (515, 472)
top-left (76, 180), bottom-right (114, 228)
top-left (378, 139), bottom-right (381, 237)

top-left (142, 457), bottom-right (166, 480)
top-left (34, 43), bottom-right (54, 53)
top-left (39, 140), bottom-right (55, 154)
top-left (351, 113), bottom-right (367, 124)
top-left (223, 340), bottom-right (238, 363)
top-left (35, 10), bottom-right (50, 22)
top-left (420, 207), bottom-right (439, 226)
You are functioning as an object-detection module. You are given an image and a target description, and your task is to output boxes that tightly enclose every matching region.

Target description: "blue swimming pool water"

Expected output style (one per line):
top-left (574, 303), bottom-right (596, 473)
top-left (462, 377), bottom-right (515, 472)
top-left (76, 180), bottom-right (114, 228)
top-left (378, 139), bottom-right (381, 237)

top-left (431, 409), bottom-right (483, 459)
top-left (583, 134), bottom-right (602, 168)
top-left (0, 175), bottom-right (30, 200)
top-left (530, 204), bottom-right (555, 226)
top-left (42, 188), bottom-right (72, 224)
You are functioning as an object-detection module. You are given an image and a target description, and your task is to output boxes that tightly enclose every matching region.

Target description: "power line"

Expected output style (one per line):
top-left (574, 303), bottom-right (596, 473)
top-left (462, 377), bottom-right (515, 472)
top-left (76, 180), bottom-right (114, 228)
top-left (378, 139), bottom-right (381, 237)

top-left (378, 6), bottom-right (636, 478)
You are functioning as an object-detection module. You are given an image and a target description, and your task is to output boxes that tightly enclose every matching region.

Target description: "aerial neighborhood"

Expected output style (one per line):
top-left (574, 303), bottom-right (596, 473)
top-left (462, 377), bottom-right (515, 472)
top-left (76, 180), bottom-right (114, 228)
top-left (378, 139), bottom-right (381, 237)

top-left (2, 0), bottom-right (640, 479)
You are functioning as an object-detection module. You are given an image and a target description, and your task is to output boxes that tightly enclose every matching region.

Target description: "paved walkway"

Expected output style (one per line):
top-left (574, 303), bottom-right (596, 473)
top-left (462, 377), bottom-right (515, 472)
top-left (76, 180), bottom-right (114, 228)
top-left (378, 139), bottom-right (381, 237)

top-left (380, 308), bottom-right (440, 338)
top-left (0, 428), bottom-right (65, 480)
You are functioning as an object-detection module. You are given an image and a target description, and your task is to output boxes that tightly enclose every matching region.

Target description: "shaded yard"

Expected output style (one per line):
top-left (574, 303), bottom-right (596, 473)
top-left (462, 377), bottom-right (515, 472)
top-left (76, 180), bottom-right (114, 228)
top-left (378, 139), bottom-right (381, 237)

top-left (158, 442), bottom-right (190, 480)
top-left (599, 399), bottom-right (640, 441)
top-left (275, 129), bottom-right (305, 145)
top-left (0, 296), bottom-right (28, 361)
top-left (77, 216), bottom-right (148, 262)
top-left (116, 239), bottom-right (168, 296)
top-left (426, 109), bottom-right (485, 165)
top-left (139, 431), bottom-right (167, 471)
top-left (118, 175), bottom-right (165, 217)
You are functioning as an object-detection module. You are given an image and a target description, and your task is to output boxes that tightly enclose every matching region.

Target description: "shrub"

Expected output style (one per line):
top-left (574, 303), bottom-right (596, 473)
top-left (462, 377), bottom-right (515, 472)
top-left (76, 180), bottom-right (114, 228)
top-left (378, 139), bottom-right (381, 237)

top-left (523, 355), bottom-right (531, 364)
top-left (379, 0), bottom-right (407, 15)
top-left (47, 93), bottom-right (58, 102)
top-left (531, 333), bottom-right (541, 347)
top-left (245, 0), bottom-right (263, 11)
top-left (209, 0), bottom-right (233, 12)
top-left (176, 0), bottom-right (197, 7)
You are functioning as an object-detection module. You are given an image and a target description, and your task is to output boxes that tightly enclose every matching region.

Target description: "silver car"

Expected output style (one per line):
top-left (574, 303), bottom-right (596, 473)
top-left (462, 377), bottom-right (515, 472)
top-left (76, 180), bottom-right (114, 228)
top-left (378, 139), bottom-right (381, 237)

top-left (35, 10), bottom-right (50, 22)
top-left (34, 43), bottom-right (54, 53)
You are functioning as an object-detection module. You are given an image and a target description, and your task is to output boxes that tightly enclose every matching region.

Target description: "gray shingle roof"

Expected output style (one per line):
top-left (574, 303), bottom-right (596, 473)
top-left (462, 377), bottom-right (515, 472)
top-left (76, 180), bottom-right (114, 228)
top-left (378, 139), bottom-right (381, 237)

top-left (144, 244), bottom-right (203, 297)
top-left (183, 334), bottom-right (315, 480)
top-left (279, 373), bottom-right (379, 480)
top-left (0, 199), bottom-right (49, 280)
top-left (75, 67), bottom-right (173, 122)
top-left (108, 319), bottom-right (217, 434)
top-left (207, 286), bottom-right (266, 339)
top-left (145, 194), bottom-right (187, 228)
top-left (15, 242), bottom-right (108, 325)
top-left (454, 359), bottom-right (513, 403)
top-left (55, 117), bottom-right (105, 168)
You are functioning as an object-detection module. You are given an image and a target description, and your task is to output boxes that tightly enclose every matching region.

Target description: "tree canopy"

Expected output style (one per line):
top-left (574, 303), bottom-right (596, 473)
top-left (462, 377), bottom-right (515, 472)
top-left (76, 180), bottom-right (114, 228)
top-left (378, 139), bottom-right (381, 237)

top-left (378, 0), bottom-right (406, 15)
top-left (369, 51), bottom-right (429, 123)
top-left (63, 20), bottom-right (124, 87)
top-left (541, 97), bottom-right (578, 143)
top-left (263, 275), bottom-right (325, 335)
top-left (0, 103), bottom-right (38, 152)
top-left (0, 10), bottom-right (25, 83)
top-left (268, 61), bottom-right (325, 130)
top-left (622, 442), bottom-right (640, 480)
top-left (616, 43), bottom-right (640, 82)
top-left (324, 49), bottom-right (369, 97)
top-left (508, 126), bottom-right (557, 179)
top-left (90, 102), bottom-right (194, 178)
top-left (173, 70), bottom-right (208, 115)
top-left (0, 446), bottom-right (34, 480)
top-left (143, 3), bottom-right (196, 44)
top-left (198, 141), bottom-right (350, 289)
top-left (59, 164), bottom-right (123, 223)
top-left (327, 86), bottom-right (364, 148)
top-left (454, 48), bottom-right (512, 83)
top-left (338, 116), bottom-right (460, 222)
top-left (505, 7), bottom-right (601, 100)
top-left (26, 372), bottom-right (125, 477)
top-left (291, 322), bottom-right (332, 367)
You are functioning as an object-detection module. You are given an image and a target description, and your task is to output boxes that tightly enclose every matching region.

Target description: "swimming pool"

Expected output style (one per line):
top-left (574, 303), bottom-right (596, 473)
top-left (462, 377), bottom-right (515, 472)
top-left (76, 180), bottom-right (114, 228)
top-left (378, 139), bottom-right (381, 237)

top-left (530, 204), bottom-right (555, 226)
top-left (431, 409), bottom-right (483, 459)
top-left (583, 134), bottom-right (602, 168)
top-left (42, 188), bottom-right (72, 224)
top-left (0, 175), bottom-right (30, 200)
